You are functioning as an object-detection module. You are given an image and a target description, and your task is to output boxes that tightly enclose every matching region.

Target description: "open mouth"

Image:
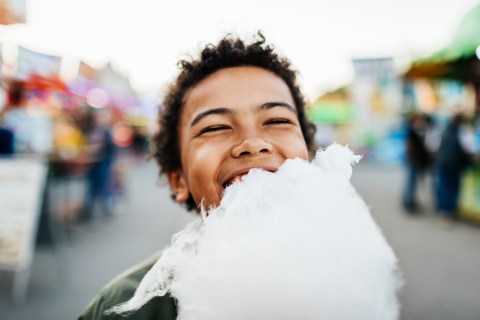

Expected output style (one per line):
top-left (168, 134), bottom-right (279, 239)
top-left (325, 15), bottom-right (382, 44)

top-left (222, 167), bottom-right (277, 189)
top-left (222, 173), bottom-right (248, 189)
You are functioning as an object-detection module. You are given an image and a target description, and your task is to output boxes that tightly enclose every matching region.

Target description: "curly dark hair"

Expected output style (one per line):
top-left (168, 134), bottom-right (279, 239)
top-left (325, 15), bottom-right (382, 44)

top-left (152, 32), bottom-right (316, 210)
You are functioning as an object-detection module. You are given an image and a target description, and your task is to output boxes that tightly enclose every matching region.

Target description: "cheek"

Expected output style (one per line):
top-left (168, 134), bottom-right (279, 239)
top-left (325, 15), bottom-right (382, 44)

top-left (278, 131), bottom-right (309, 160)
top-left (190, 143), bottom-right (221, 169)
top-left (184, 142), bottom-right (223, 189)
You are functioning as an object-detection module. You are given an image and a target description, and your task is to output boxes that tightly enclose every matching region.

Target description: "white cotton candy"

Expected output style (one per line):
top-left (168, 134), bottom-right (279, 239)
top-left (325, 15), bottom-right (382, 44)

top-left (110, 143), bottom-right (402, 319)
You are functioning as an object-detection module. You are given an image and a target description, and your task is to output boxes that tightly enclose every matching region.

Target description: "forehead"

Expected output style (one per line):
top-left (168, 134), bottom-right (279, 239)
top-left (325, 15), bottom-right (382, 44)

top-left (180, 66), bottom-right (295, 120)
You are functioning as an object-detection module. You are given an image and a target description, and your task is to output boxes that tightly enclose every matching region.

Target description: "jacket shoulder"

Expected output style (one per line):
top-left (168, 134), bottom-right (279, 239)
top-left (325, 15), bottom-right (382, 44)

top-left (78, 251), bottom-right (177, 320)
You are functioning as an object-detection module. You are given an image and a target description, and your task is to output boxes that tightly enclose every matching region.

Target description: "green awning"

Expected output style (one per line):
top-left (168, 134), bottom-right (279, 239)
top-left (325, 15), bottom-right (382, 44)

top-left (405, 4), bottom-right (480, 79)
top-left (421, 4), bottom-right (480, 63)
top-left (307, 101), bottom-right (354, 124)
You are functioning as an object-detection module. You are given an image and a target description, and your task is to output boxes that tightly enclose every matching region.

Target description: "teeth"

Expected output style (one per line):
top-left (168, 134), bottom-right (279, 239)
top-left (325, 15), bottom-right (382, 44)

top-left (223, 174), bottom-right (246, 189)
top-left (231, 176), bottom-right (242, 183)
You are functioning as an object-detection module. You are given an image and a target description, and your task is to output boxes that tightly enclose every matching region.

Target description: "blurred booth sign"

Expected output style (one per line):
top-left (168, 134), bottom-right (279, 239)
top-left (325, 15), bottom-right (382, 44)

top-left (352, 57), bottom-right (396, 80)
top-left (349, 57), bottom-right (404, 163)
top-left (16, 46), bottom-right (62, 80)
top-left (351, 57), bottom-right (401, 117)
top-left (0, 0), bottom-right (26, 25)
top-left (71, 62), bottom-right (139, 110)
top-left (0, 158), bottom-right (48, 303)
top-left (97, 62), bottom-right (139, 109)
top-left (78, 61), bottom-right (98, 79)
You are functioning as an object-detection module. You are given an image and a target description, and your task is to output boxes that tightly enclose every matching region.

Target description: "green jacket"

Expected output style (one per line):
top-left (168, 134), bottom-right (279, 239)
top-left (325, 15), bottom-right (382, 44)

top-left (78, 251), bottom-right (177, 320)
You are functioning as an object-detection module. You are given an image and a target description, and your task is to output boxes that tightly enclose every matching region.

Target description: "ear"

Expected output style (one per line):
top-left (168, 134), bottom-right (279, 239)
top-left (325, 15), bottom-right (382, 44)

top-left (167, 171), bottom-right (190, 203)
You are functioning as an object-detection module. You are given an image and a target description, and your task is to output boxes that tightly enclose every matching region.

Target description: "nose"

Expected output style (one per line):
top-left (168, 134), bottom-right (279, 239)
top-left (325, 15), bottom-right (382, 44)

top-left (231, 137), bottom-right (273, 158)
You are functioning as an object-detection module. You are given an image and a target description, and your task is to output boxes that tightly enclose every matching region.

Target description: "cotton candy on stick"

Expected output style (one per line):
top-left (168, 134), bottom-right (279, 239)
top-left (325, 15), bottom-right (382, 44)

top-left (111, 143), bottom-right (402, 320)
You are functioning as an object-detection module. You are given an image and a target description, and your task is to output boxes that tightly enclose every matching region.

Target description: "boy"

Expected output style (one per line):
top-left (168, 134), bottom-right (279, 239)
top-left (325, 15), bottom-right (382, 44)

top-left (78, 33), bottom-right (316, 319)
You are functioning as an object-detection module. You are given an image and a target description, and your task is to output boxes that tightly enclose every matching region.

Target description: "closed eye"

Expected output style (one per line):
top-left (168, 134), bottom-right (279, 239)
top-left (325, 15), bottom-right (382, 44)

top-left (198, 125), bottom-right (231, 135)
top-left (264, 118), bottom-right (293, 125)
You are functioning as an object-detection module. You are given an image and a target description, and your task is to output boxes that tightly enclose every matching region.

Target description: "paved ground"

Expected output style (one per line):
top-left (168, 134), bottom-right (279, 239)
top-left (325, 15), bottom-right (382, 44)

top-left (1, 159), bottom-right (479, 320)
top-left (352, 165), bottom-right (480, 320)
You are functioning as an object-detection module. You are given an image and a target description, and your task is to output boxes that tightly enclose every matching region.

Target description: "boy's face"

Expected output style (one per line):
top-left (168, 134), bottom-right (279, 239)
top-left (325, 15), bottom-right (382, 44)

top-left (168, 66), bottom-right (309, 209)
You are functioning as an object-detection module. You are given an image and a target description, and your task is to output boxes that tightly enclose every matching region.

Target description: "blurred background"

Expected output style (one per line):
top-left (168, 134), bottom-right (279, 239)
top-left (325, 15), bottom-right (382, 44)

top-left (0, 0), bottom-right (480, 319)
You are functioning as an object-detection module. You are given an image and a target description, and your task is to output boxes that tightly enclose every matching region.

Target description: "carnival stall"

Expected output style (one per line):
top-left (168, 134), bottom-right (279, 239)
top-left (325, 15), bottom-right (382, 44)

top-left (404, 3), bottom-right (480, 223)
top-left (0, 40), bottom-right (143, 302)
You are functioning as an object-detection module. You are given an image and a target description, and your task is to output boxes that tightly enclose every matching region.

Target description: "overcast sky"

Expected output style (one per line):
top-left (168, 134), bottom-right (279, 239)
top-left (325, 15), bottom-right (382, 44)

top-left (3, 0), bottom-right (480, 99)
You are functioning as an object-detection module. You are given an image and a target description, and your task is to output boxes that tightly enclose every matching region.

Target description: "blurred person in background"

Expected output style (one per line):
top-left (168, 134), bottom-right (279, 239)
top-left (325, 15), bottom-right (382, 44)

top-left (130, 125), bottom-right (149, 160)
top-left (402, 112), bottom-right (433, 213)
top-left (52, 110), bottom-right (85, 161)
top-left (434, 112), bottom-right (475, 222)
top-left (0, 80), bottom-right (28, 154)
top-left (0, 81), bottom-right (18, 155)
top-left (1, 80), bottom-right (54, 155)
top-left (48, 110), bottom-right (88, 225)
top-left (80, 108), bottom-right (117, 222)
top-left (0, 116), bottom-right (14, 155)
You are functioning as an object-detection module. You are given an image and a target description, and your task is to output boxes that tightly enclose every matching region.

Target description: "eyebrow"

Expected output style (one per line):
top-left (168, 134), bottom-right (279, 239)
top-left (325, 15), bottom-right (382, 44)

top-left (190, 107), bottom-right (233, 127)
top-left (258, 101), bottom-right (297, 114)
top-left (190, 101), bottom-right (297, 127)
